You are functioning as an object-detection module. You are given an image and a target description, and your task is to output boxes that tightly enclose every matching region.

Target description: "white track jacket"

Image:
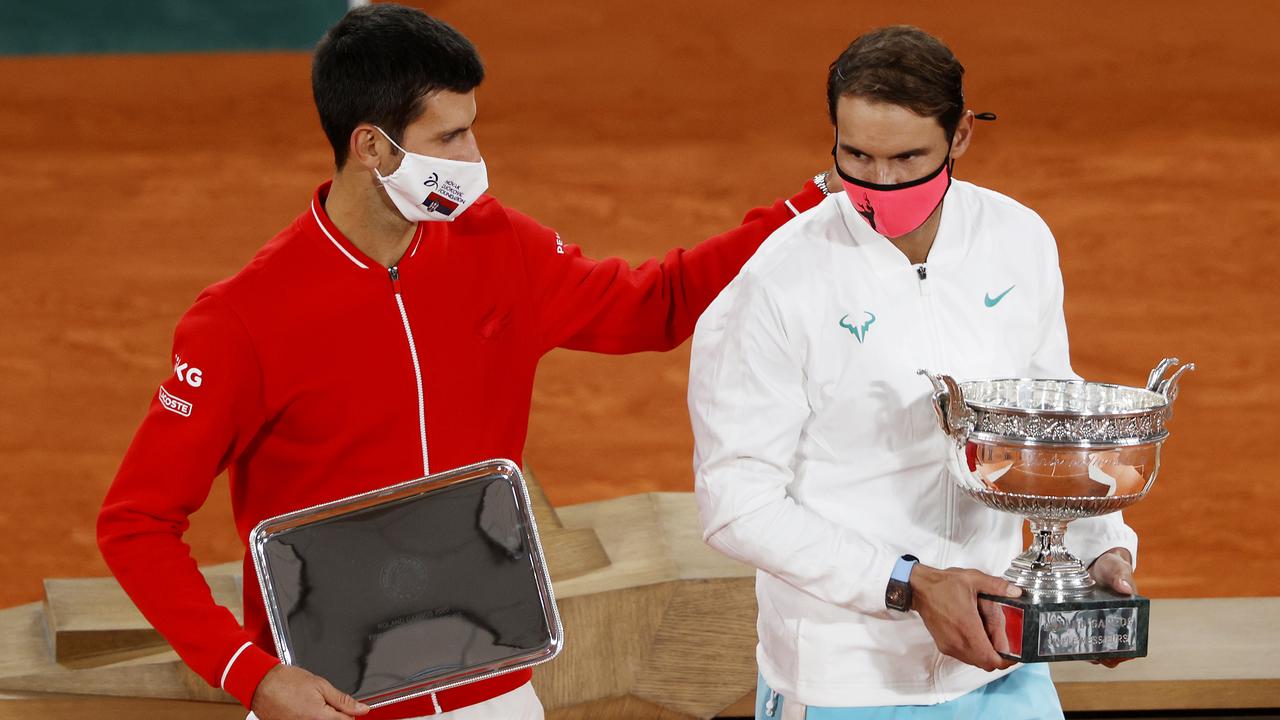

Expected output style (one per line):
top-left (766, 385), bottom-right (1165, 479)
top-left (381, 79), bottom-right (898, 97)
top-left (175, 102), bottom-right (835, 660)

top-left (689, 181), bottom-right (1138, 707)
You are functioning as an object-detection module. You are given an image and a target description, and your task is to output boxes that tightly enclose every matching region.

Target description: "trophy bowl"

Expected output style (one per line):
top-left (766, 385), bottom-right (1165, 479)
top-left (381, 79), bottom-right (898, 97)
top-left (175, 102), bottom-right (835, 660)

top-left (916, 358), bottom-right (1193, 662)
top-left (918, 358), bottom-right (1193, 596)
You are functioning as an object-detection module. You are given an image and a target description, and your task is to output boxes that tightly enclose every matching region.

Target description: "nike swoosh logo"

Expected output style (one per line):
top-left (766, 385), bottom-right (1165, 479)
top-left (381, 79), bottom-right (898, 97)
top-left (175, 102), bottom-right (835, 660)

top-left (984, 285), bottom-right (1015, 307)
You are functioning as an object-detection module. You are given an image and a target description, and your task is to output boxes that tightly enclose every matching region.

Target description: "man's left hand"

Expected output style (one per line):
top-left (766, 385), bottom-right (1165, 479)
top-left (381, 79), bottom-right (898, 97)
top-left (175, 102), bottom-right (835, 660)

top-left (1087, 547), bottom-right (1137, 669)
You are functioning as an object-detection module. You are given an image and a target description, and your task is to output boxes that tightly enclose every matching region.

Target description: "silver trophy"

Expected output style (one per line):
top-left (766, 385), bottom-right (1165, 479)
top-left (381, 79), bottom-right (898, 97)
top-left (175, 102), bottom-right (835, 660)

top-left (918, 358), bottom-right (1193, 662)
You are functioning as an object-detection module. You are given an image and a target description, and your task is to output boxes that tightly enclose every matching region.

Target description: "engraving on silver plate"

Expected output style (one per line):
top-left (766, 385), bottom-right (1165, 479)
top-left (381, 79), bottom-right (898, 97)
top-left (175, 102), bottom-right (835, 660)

top-left (1038, 607), bottom-right (1139, 656)
top-left (960, 487), bottom-right (1147, 521)
top-left (380, 555), bottom-right (431, 602)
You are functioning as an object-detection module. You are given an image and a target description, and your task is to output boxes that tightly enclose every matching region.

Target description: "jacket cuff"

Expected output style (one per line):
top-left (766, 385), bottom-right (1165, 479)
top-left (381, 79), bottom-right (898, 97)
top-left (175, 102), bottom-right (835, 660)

top-left (220, 642), bottom-right (281, 709)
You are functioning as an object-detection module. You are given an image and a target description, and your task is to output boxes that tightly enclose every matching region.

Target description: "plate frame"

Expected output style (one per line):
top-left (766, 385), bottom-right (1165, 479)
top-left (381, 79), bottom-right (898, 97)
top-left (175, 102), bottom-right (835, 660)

top-left (248, 458), bottom-right (564, 708)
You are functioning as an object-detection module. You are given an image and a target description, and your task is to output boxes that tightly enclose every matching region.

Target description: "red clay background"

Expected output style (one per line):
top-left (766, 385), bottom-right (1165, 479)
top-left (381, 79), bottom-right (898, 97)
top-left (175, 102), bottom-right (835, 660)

top-left (1, 1), bottom-right (1277, 608)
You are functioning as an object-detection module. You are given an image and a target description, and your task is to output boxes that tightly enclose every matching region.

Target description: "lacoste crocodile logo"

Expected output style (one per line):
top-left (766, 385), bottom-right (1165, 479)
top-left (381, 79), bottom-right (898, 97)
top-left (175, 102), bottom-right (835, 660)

top-left (839, 311), bottom-right (877, 343)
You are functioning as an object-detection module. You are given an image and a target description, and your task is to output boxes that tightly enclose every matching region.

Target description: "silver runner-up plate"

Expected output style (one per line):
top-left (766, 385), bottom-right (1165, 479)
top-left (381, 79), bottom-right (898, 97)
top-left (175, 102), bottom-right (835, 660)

top-left (249, 458), bottom-right (563, 708)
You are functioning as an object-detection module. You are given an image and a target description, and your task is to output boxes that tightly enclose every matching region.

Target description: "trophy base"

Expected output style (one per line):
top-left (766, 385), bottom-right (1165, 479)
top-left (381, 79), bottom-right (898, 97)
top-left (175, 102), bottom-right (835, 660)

top-left (979, 587), bottom-right (1149, 663)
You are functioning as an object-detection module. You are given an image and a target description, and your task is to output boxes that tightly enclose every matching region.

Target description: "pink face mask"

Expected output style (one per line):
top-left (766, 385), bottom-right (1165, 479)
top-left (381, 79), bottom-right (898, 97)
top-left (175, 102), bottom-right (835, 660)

top-left (833, 152), bottom-right (952, 239)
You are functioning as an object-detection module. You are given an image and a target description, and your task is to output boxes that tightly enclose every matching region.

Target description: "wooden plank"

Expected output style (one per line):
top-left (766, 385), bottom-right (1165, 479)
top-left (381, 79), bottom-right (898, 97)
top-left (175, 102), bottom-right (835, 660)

top-left (632, 577), bottom-right (758, 717)
top-left (0, 602), bottom-right (232, 703)
top-left (720, 689), bottom-right (756, 718)
top-left (652, 493), bottom-right (752, 583)
top-left (541, 526), bottom-right (611, 582)
top-left (527, 467), bottom-right (613, 581)
top-left (1056, 679), bottom-right (1280, 712)
top-left (1052, 597), bottom-right (1280, 709)
top-left (0, 693), bottom-right (244, 720)
top-left (43, 567), bottom-right (240, 663)
top-left (523, 467), bottom-right (562, 530)
top-left (555, 494), bottom-right (681, 598)
top-left (548, 694), bottom-right (698, 720)
top-left (533, 583), bottom-right (674, 709)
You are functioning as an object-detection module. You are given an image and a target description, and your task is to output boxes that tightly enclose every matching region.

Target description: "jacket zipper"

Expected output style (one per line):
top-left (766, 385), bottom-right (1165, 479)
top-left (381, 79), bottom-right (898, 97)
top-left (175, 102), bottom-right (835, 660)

top-left (389, 265), bottom-right (436, 713)
top-left (389, 266), bottom-right (430, 477)
top-left (914, 264), bottom-right (950, 559)
top-left (917, 262), bottom-right (953, 698)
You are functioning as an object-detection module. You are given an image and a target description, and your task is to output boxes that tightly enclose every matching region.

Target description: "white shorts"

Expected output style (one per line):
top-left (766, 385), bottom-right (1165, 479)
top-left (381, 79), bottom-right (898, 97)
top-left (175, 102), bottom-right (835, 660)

top-left (247, 681), bottom-right (543, 720)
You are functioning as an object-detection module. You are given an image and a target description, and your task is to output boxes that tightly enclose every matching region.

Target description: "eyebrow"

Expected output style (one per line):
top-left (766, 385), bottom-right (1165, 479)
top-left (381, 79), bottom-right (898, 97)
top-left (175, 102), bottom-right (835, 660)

top-left (439, 123), bottom-right (472, 140)
top-left (840, 143), bottom-right (931, 160)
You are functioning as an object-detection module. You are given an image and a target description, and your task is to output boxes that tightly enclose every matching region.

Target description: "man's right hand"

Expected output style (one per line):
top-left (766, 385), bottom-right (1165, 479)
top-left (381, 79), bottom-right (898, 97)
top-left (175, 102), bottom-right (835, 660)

top-left (909, 564), bottom-right (1022, 672)
top-left (250, 664), bottom-right (371, 720)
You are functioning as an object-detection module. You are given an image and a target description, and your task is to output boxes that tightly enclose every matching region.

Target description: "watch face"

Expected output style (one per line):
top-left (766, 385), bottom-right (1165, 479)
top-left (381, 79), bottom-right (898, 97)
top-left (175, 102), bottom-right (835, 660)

top-left (887, 583), bottom-right (909, 609)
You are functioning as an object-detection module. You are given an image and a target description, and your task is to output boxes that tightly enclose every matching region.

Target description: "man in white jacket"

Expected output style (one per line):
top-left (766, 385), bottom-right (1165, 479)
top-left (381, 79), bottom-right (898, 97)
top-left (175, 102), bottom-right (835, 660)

top-left (689, 26), bottom-right (1139, 720)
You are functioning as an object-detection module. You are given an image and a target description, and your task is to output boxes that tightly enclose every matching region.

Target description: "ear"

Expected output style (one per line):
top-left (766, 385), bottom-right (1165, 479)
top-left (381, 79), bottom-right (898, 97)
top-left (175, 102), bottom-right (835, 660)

top-left (949, 110), bottom-right (976, 161)
top-left (347, 124), bottom-right (395, 171)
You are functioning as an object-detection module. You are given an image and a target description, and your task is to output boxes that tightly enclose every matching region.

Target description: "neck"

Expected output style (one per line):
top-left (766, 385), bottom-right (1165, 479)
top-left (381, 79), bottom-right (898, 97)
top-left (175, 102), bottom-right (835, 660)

top-left (325, 171), bottom-right (418, 268)
top-left (888, 201), bottom-right (944, 266)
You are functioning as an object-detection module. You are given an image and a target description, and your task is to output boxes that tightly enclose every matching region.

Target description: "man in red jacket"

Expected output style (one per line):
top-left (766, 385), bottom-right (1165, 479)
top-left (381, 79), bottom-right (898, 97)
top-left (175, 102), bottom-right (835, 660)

top-left (97, 5), bottom-right (826, 720)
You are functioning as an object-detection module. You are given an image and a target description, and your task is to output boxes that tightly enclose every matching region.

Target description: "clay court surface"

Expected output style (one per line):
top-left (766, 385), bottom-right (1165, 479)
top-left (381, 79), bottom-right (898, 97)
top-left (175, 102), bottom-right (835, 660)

top-left (0, 1), bottom-right (1277, 608)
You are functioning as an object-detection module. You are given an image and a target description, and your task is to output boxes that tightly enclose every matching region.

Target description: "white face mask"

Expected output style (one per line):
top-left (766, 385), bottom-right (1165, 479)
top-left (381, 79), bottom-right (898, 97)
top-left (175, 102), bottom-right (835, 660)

top-left (371, 126), bottom-right (488, 223)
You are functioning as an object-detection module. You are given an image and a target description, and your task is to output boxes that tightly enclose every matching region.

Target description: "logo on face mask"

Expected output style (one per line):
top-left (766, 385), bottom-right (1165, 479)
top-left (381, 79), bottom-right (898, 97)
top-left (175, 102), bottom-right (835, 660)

top-left (423, 172), bottom-right (439, 188)
top-left (423, 192), bottom-right (458, 216)
top-left (839, 311), bottom-right (877, 343)
top-left (854, 197), bottom-right (877, 230)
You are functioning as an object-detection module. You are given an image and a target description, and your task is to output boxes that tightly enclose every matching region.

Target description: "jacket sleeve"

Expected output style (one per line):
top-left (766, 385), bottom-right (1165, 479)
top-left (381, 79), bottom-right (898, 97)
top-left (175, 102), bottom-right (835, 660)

top-left (1026, 225), bottom-right (1140, 569)
top-left (516, 180), bottom-right (826, 355)
top-left (97, 293), bottom-right (279, 709)
top-left (689, 271), bottom-right (899, 616)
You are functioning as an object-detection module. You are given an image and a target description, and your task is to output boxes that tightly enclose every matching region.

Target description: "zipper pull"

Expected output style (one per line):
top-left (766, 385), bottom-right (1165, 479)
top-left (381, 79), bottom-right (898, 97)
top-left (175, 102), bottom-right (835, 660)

top-left (916, 264), bottom-right (928, 281)
top-left (389, 265), bottom-right (402, 294)
top-left (764, 689), bottom-right (778, 717)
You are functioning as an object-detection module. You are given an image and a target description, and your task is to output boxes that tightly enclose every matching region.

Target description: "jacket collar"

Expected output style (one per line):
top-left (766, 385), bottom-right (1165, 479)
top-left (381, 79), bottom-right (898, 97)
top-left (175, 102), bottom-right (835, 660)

top-left (308, 181), bottom-right (426, 271)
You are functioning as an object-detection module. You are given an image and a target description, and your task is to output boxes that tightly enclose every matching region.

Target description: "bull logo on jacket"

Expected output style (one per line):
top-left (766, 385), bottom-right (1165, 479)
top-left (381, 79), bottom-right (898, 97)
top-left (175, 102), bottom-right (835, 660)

top-left (839, 311), bottom-right (877, 344)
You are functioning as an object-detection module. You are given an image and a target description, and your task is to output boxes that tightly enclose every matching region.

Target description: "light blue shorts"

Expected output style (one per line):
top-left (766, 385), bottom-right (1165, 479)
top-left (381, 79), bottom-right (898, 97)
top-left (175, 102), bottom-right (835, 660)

top-left (754, 665), bottom-right (1064, 720)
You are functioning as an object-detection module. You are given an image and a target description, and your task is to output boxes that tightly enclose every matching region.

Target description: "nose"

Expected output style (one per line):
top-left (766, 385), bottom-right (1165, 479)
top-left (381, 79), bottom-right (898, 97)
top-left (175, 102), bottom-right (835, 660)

top-left (461, 132), bottom-right (482, 163)
top-left (874, 162), bottom-right (903, 185)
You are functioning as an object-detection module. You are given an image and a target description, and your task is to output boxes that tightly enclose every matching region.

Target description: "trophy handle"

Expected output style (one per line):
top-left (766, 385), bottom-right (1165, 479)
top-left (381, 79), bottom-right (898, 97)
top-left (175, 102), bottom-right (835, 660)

top-left (1157, 362), bottom-right (1195, 403)
top-left (917, 369), bottom-right (973, 442)
top-left (1144, 357), bottom-right (1195, 402)
top-left (1144, 357), bottom-right (1180, 393)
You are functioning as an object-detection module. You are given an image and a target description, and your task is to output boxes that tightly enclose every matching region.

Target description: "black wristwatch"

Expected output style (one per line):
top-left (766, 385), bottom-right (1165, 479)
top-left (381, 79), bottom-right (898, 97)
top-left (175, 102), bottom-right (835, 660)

top-left (885, 554), bottom-right (920, 612)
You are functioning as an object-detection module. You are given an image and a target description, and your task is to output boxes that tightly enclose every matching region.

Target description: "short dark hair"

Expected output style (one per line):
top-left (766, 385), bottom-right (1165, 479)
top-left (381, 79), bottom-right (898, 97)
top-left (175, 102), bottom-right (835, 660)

top-left (312, 4), bottom-right (485, 167)
top-left (827, 26), bottom-right (965, 138)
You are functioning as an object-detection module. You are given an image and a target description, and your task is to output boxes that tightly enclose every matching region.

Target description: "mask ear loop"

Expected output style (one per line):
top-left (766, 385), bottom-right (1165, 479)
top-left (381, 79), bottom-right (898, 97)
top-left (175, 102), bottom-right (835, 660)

top-left (372, 125), bottom-right (409, 154)
top-left (370, 126), bottom-right (409, 185)
top-left (951, 112), bottom-right (997, 173)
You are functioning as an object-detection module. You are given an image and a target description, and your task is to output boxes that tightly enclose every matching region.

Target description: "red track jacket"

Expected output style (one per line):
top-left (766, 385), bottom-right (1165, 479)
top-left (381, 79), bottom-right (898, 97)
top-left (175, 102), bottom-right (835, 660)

top-left (97, 179), bottom-right (823, 717)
